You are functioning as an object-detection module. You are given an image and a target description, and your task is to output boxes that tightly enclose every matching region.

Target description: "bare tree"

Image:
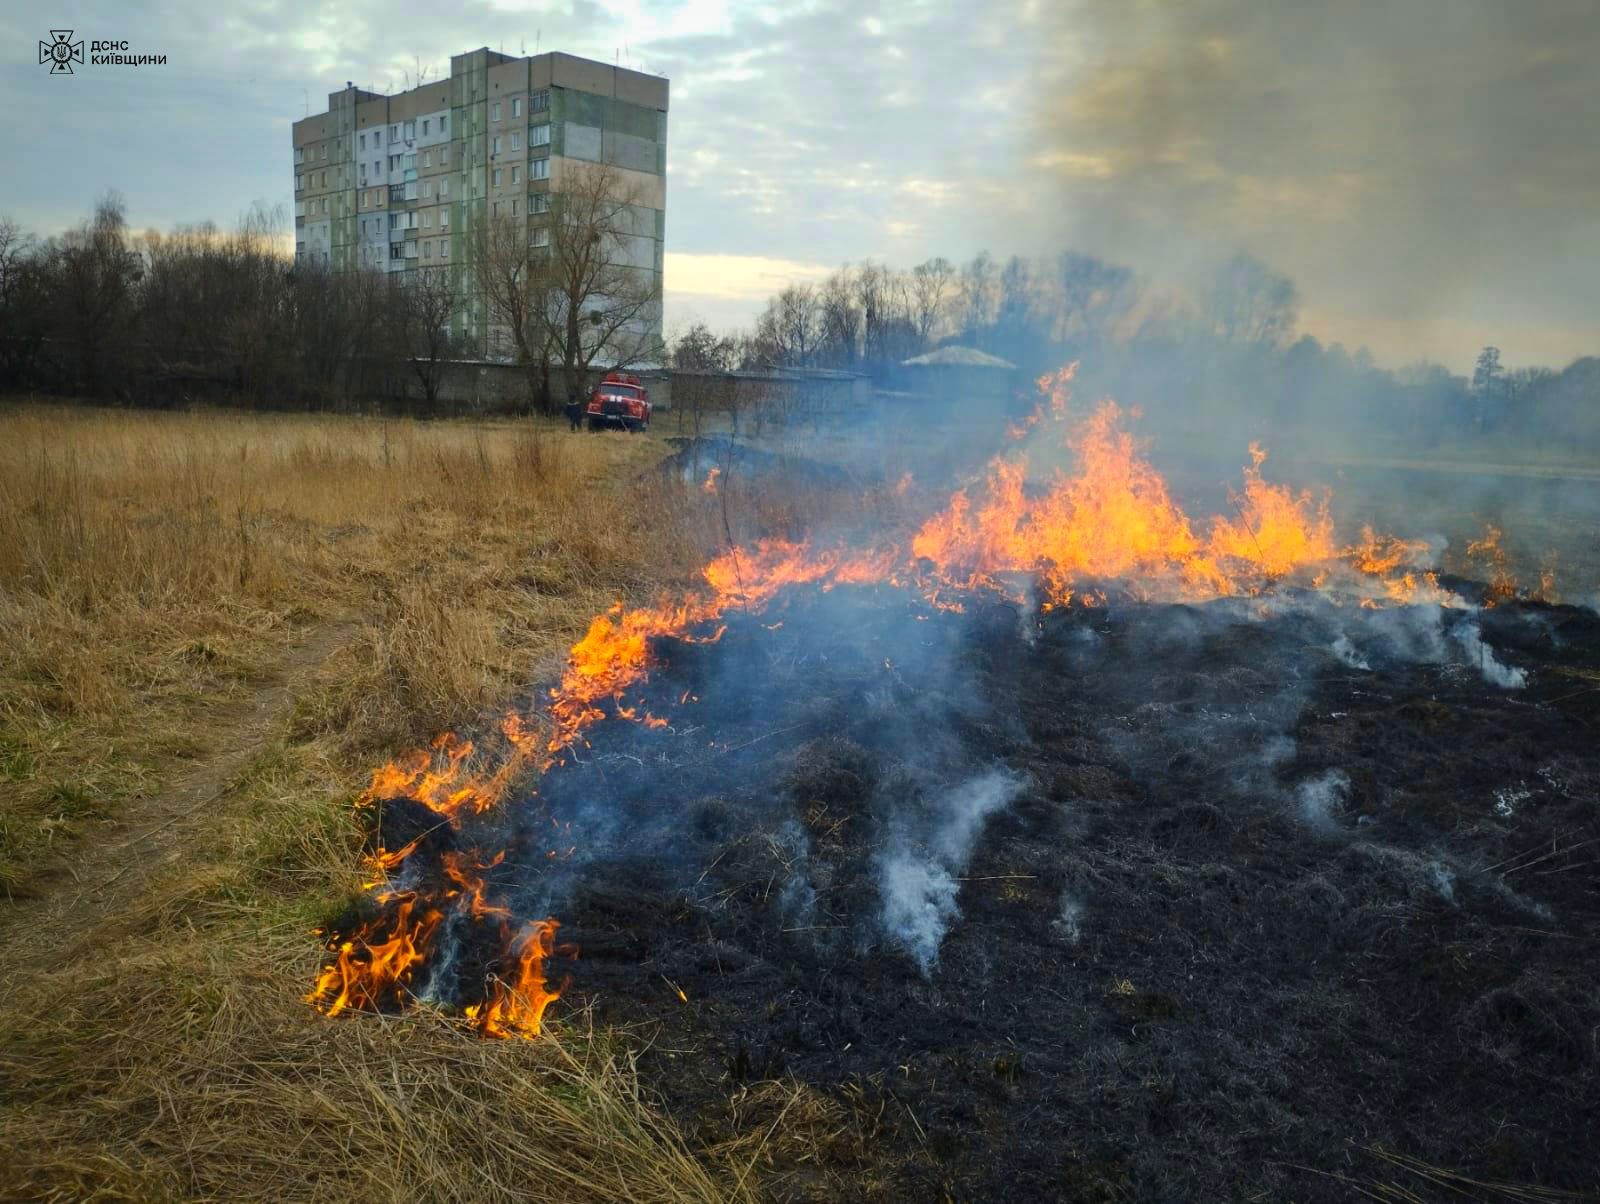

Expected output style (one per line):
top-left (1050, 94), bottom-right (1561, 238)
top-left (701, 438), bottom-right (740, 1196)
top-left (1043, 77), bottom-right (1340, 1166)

top-left (0, 217), bottom-right (51, 388)
top-left (672, 321), bottom-right (738, 372)
top-left (470, 208), bottom-right (553, 407)
top-left (1055, 251), bottom-right (1135, 345)
top-left (817, 266), bottom-right (860, 368)
top-left (541, 160), bottom-right (662, 394)
top-left (1207, 252), bottom-right (1298, 345)
top-left (55, 193), bottom-right (141, 396)
top-left (392, 266), bottom-right (460, 408)
top-left (908, 256), bottom-right (955, 348)
top-left (956, 251), bottom-right (997, 344)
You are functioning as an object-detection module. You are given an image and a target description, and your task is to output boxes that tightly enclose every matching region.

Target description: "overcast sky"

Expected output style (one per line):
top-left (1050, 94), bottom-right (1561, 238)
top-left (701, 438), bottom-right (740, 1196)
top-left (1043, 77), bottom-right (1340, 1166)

top-left (3, 0), bottom-right (1595, 371)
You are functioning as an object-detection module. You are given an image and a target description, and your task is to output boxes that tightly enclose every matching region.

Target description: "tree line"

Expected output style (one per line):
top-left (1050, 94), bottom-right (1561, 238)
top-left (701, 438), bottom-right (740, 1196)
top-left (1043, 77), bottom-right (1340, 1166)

top-left (669, 250), bottom-right (1600, 454)
top-left (0, 167), bottom-right (660, 414)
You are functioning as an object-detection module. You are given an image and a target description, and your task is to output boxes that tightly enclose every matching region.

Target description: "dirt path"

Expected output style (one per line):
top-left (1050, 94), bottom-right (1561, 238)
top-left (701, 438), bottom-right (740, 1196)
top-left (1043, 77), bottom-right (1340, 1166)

top-left (0, 620), bottom-right (356, 971)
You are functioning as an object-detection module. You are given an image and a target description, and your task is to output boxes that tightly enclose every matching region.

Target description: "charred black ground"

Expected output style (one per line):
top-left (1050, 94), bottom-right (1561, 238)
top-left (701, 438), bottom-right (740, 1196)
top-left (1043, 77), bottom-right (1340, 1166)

top-left (362, 576), bottom-right (1599, 1201)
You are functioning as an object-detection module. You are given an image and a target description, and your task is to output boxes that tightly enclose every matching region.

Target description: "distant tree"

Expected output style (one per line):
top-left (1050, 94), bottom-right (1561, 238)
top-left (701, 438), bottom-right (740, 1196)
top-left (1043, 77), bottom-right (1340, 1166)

top-left (956, 251), bottom-right (997, 343)
top-left (1207, 252), bottom-right (1298, 345)
top-left (907, 256), bottom-right (955, 347)
top-left (55, 192), bottom-right (142, 395)
top-left (392, 266), bottom-right (461, 407)
top-left (470, 160), bottom-right (660, 411)
top-left (0, 217), bottom-right (51, 388)
top-left (752, 283), bottom-right (819, 367)
top-left (672, 321), bottom-right (738, 372)
top-left (1055, 251), bottom-right (1135, 345)
top-left (817, 266), bottom-right (861, 367)
top-left (1471, 346), bottom-right (1503, 393)
top-left (540, 160), bottom-right (662, 390)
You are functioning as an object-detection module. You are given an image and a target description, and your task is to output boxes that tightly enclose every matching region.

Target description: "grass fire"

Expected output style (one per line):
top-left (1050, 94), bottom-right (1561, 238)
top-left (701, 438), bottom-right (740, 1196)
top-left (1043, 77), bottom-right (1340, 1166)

top-left (7, 7), bottom-right (1600, 1199)
top-left (301, 370), bottom-right (1598, 1198)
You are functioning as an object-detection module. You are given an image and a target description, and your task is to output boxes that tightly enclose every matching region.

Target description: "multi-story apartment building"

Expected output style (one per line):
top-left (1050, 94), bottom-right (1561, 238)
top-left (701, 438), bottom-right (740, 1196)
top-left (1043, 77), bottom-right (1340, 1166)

top-left (291, 49), bottom-right (668, 361)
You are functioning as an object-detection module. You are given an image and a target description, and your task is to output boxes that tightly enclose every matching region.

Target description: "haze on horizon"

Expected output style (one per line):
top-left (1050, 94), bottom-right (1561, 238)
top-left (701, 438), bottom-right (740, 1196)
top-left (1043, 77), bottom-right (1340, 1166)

top-left (2, 0), bottom-right (1594, 373)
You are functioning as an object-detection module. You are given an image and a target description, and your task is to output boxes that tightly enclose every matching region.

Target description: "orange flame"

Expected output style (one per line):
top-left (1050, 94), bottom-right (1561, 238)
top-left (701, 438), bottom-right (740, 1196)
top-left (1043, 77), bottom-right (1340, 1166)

top-left (316, 361), bottom-right (1541, 1040)
top-left (308, 893), bottom-right (443, 1017)
top-left (1467, 524), bottom-right (1518, 606)
top-left (465, 919), bottom-right (566, 1038)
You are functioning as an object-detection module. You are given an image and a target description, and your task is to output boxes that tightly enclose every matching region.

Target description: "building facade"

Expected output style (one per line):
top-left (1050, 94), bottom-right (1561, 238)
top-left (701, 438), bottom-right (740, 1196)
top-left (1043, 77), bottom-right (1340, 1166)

top-left (291, 49), bottom-right (668, 360)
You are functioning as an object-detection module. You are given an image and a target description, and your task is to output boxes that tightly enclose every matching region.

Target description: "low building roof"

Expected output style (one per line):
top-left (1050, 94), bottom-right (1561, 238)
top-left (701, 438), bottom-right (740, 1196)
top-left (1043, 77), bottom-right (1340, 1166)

top-left (901, 346), bottom-right (1018, 370)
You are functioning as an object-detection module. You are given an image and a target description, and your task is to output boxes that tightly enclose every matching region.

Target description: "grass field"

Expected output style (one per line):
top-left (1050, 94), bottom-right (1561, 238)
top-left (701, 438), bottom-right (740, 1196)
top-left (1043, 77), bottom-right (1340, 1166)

top-left (0, 400), bottom-right (811, 1201)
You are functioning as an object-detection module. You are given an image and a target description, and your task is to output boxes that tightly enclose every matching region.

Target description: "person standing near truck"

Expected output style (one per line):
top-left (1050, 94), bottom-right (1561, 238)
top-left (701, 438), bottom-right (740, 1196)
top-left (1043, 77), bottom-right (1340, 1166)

top-left (565, 387), bottom-right (583, 432)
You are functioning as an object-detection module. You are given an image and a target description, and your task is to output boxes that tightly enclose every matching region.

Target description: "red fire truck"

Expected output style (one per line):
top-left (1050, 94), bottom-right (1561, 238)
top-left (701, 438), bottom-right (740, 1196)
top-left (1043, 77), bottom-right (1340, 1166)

top-left (585, 372), bottom-right (652, 432)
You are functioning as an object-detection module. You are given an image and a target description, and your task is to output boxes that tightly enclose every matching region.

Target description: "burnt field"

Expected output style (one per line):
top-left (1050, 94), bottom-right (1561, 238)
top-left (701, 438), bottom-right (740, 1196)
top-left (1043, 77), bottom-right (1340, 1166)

top-left (369, 577), bottom-right (1600, 1200)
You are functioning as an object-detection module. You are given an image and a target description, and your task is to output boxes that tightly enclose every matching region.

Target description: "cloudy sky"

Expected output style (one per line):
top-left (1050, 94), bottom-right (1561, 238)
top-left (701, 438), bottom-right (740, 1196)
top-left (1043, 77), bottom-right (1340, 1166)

top-left (3, 0), bottom-right (1595, 370)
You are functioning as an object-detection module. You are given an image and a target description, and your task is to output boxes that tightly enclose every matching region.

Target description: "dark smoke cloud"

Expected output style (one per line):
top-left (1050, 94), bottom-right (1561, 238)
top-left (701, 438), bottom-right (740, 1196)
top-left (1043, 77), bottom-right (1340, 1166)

top-left (1029, 0), bottom-right (1600, 365)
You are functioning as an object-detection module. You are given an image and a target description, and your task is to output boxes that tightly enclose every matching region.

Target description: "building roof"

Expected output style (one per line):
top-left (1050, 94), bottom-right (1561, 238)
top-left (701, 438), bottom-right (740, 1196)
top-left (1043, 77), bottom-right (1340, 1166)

top-left (901, 346), bottom-right (1018, 370)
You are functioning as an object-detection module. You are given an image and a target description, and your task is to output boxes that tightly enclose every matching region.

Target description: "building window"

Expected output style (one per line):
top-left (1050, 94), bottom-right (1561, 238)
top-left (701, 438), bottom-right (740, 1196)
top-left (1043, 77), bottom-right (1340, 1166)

top-left (440, 210), bottom-right (449, 228)
top-left (423, 149), bottom-right (432, 168)
top-left (296, 240), bottom-right (305, 253)
top-left (359, 133), bottom-right (366, 150)
top-left (492, 135), bottom-right (502, 155)
top-left (510, 199), bottom-right (519, 217)
top-left (389, 213), bottom-right (399, 229)
top-left (531, 227), bottom-right (550, 248)
top-left (530, 89), bottom-right (548, 111)
top-left (511, 132), bottom-right (521, 151)
top-left (295, 174), bottom-right (302, 191)
top-left (405, 121), bottom-right (415, 140)
top-left (423, 241), bottom-right (432, 259)
top-left (491, 201), bottom-right (500, 218)
top-left (511, 165), bottom-right (521, 184)
top-left (320, 144), bottom-right (327, 159)
top-left (421, 118), bottom-right (429, 135)
top-left (389, 124), bottom-right (398, 141)
top-left (439, 178), bottom-right (449, 199)
top-left (424, 210), bottom-right (433, 227)
top-left (530, 193), bottom-right (549, 214)
top-left (492, 101), bottom-right (501, 122)
top-left (492, 167), bottom-right (502, 187)
top-left (440, 114), bottom-right (448, 134)
top-left (295, 146), bottom-right (304, 164)
top-left (530, 157), bottom-right (549, 180)
top-left (440, 238), bottom-right (449, 258)
top-left (530, 123), bottom-right (550, 147)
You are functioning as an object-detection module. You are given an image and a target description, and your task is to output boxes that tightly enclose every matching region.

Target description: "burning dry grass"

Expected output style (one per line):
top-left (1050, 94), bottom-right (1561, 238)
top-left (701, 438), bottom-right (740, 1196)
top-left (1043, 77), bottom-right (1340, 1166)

top-left (0, 399), bottom-right (791, 1200)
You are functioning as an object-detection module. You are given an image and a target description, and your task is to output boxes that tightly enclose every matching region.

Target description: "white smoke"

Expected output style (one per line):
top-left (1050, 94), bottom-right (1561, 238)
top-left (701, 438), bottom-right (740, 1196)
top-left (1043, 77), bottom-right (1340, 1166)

top-left (1451, 620), bottom-right (1527, 689)
top-left (1296, 769), bottom-right (1350, 830)
top-left (877, 854), bottom-right (961, 973)
top-left (878, 768), bottom-right (1026, 974)
top-left (1331, 634), bottom-right (1370, 670)
top-left (1053, 894), bottom-right (1085, 945)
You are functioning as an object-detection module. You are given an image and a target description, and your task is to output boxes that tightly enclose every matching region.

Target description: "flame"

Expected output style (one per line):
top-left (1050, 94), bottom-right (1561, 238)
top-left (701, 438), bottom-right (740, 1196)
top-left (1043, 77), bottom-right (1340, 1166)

top-left (308, 893), bottom-right (443, 1017)
top-left (1207, 443), bottom-right (1334, 579)
top-left (1467, 524), bottom-right (1518, 605)
top-left (465, 919), bottom-right (566, 1038)
top-left (315, 361), bottom-right (1543, 1040)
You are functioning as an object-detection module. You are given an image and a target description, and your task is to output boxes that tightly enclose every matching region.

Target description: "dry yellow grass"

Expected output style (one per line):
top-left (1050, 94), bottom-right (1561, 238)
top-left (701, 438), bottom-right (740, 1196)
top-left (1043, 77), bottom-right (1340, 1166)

top-left (0, 400), bottom-right (791, 1202)
top-left (0, 402), bottom-right (705, 887)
